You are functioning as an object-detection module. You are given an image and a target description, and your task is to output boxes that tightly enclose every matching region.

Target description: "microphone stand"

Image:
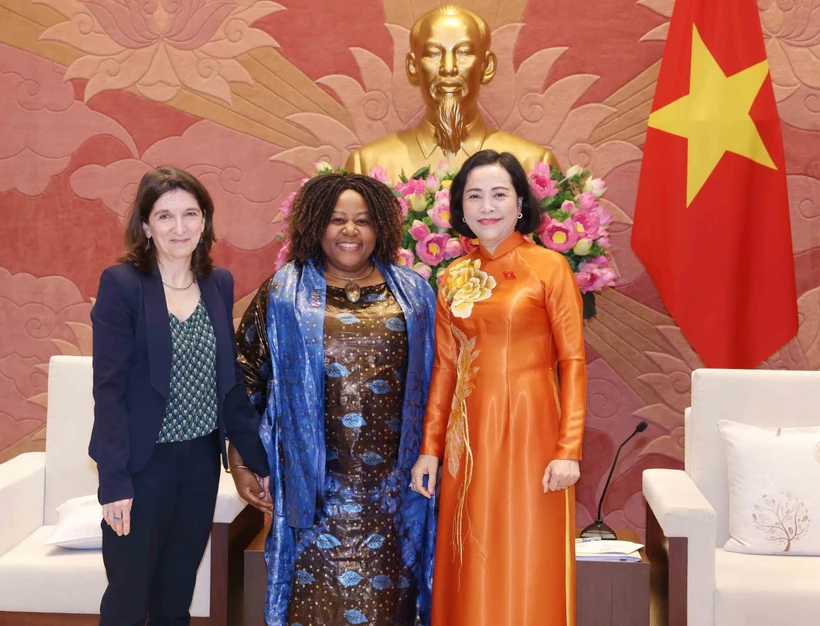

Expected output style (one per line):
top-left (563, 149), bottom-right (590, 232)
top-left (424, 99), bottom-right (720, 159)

top-left (579, 421), bottom-right (647, 540)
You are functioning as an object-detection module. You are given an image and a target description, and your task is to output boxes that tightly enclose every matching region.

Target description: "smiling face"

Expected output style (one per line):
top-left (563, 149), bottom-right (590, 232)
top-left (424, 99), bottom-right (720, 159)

top-left (142, 188), bottom-right (205, 266)
top-left (320, 189), bottom-right (377, 277)
top-left (462, 164), bottom-right (521, 253)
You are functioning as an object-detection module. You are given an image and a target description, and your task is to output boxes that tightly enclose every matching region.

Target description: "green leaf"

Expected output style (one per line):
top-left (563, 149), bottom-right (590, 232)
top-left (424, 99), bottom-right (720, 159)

top-left (410, 165), bottom-right (430, 180)
top-left (399, 169), bottom-right (408, 183)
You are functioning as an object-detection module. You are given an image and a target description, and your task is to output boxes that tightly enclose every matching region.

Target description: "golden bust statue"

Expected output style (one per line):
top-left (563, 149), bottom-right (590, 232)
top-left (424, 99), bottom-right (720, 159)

top-left (345, 5), bottom-right (560, 180)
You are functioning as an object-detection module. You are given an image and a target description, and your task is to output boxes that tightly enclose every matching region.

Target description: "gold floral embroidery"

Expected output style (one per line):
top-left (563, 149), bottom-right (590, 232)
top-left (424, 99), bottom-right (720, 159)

top-left (442, 258), bottom-right (496, 318)
top-left (445, 324), bottom-right (480, 573)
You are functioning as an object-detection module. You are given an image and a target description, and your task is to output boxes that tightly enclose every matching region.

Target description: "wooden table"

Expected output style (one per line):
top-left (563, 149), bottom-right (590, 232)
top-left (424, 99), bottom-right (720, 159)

top-left (576, 529), bottom-right (650, 626)
top-left (243, 522), bottom-right (649, 626)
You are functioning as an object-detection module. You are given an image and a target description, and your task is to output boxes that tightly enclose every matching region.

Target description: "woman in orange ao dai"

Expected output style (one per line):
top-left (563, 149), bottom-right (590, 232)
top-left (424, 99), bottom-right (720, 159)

top-left (411, 149), bottom-right (587, 626)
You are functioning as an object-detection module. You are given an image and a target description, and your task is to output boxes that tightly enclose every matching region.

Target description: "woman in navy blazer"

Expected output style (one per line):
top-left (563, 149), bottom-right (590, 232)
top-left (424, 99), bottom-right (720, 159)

top-left (90, 166), bottom-right (271, 626)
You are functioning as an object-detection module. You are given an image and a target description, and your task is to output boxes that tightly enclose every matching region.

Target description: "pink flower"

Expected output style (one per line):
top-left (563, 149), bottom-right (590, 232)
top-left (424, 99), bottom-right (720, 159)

top-left (574, 209), bottom-right (601, 239)
top-left (529, 162), bottom-right (559, 201)
top-left (539, 218), bottom-right (578, 252)
top-left (575, 270), bottom-right (594, 293)
top-left (428, 190), bottom-right (452, 229)
top-left (368, 165), bottom-right (391, 185)
top-left (588, 256), bottom-right (609, 267)
top-left (274, 241), bottom-right (290, 270)
top-left (413, 262), bottom-right (432, 281)
top-left (396, 196), bottom-right (409, 217)
top-left (576, 192), bottom-right (598, 212)
top-left (577, 262), bottom-right (617, 293)
top-left (561, 200), bottom-right (577, 214)
top-left (459, 235), bottom-right (479, 253)
top-left (595, 204), bottom-right (613, 228)
top-left (397, 247), bottom-right (415, 268)
top-left (314, 161), bottom-right (334, 174)
top-left (596, 233), bottom-right (613, 250)
top-left (424, 174), bottom-right (440, 191)
top-left (583, 177), bottom-right (607, 198)
top-left (409, 220), bottom-right (431, 242)
top-left (444, 236), bottom-right (464, 259)
top-left (395, 178), bottom-right (425, 197)
top-left (279, 190), bottom-right (298, 218)
top-left (416, 232), bottom-right (449, 265)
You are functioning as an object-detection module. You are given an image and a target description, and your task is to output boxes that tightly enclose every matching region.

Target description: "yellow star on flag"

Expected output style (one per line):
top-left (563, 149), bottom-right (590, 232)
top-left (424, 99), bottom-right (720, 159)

top-left (648, 25), bottom-right (776, 207)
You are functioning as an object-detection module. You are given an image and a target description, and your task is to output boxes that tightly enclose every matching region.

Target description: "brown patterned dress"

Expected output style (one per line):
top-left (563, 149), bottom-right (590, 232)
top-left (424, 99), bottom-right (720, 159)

top-left (284, 282), bottom-right (416, 626)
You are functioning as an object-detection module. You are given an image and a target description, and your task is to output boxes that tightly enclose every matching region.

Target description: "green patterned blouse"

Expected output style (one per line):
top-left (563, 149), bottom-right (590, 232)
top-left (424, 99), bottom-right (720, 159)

top-left (157, 299), bottom-right (218, 443)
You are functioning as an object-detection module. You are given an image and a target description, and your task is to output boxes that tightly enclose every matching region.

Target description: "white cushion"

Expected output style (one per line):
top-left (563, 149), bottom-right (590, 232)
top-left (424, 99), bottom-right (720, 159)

top-left (688, 369), bottom-right (820, 546)
top-left (0, 526), bottom-right (211, 615)
top-left (715, 548), bottom-right (820, 625)
top-left (719, 420), bottom-right (820, 555)
top-left (46, 495), bottom-right (102, 549)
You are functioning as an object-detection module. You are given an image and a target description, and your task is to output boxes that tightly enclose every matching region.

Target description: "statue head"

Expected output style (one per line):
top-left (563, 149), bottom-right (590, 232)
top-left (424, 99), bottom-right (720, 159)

top-left (407, 5), bottom-right (497, 155)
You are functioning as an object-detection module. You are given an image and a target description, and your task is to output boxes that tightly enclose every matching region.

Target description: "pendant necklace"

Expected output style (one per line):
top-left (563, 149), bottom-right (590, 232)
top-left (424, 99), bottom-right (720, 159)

top-left (162, 276), bottom-right (196, 290)
top-left (325, 265), bottom-right (375, 303)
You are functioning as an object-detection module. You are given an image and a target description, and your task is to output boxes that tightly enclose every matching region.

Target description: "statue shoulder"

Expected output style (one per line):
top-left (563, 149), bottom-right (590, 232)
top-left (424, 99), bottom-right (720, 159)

top-left (344, 129), bottom-right (417, 174)
top-left (482, 129), bottom-right (560, 171)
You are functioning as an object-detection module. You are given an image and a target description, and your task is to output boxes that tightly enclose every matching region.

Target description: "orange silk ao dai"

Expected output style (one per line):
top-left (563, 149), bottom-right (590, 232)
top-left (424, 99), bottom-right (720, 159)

top-left (421, 232), bottom-right (587, 626)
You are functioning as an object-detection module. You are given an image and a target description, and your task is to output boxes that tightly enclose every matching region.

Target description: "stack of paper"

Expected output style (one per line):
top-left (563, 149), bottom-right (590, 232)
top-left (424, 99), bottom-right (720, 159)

top-left (574, 539), bottom-right (643, 562)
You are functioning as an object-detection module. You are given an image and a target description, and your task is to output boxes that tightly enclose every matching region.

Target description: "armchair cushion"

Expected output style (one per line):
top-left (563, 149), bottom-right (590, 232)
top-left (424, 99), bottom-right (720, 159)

top-left (718, 420), bottom-right (820, 555)
top-left (0, 452), bottom-right (45, 558)
top-left (714, 548), bottom-right (820, 625)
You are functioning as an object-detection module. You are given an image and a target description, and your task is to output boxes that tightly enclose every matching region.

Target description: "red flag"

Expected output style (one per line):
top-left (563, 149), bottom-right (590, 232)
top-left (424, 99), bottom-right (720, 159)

top-left (631, 0), bottom-right (798, 369)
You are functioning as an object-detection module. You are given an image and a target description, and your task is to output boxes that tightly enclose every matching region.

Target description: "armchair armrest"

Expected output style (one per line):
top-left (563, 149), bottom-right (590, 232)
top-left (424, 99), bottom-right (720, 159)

top-left (213, 469), bottom-right (249, 524)
top-left (644, 468), bottom-right (716, 626)
top-left (0, 452), bottom-right (46, 557)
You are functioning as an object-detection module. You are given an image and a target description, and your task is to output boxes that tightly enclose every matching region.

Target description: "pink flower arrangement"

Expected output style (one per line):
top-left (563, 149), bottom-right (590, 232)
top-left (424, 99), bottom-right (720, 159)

top-left (273, 160), bottom-right (617, 318)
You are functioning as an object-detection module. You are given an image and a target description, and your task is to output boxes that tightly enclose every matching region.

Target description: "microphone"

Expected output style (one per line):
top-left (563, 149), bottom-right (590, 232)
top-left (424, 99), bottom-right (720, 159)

top-left (579, 420), bottom-right (648, 540)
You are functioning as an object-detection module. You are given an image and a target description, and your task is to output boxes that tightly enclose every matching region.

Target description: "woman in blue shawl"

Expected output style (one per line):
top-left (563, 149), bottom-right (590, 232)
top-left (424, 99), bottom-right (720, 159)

top-left (230, 173), bottom-right (437, 626)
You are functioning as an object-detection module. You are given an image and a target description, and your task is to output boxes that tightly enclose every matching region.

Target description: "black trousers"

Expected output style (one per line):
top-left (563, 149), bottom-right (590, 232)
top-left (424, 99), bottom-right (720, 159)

top-left (99, 432), bottom-right (220, 626)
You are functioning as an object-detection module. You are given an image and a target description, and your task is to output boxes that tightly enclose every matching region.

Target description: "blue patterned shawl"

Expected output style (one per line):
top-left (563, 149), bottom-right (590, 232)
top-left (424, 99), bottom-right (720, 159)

top-left (259, 259), bottom-right (437, 625)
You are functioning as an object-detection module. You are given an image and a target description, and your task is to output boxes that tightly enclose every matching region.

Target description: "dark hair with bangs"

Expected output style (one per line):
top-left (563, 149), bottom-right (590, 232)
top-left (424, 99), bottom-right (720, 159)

top-left (285, 172), bottom-right (402, 267)
top-left (119, 166), bottom-right (216, 277)
top-left (449, 150), bottom-right (542, 238)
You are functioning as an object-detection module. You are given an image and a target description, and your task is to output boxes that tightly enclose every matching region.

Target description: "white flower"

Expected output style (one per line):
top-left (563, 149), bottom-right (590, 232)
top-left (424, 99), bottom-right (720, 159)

top-left (565, 164), bottom-right (583, 179)
top-left (583, 177), bottom-right (607, 198)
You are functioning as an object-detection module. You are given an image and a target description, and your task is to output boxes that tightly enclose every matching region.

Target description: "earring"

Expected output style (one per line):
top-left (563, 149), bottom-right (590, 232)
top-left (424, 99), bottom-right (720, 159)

top-left (518, 212), bottom-right (523, 219)
top-left (199, 237), bottom-right (204, 244)
top-left (462, 217), bottom-right (467, 223)
top-left (146, 237), bottom-right (152, 250)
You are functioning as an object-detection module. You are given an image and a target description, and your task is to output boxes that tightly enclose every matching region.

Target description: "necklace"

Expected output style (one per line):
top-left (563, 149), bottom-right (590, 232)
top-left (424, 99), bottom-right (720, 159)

top-left (324, 265), bottom-right (375, 303)
top-left (161, 276), bottom-right (196, 291)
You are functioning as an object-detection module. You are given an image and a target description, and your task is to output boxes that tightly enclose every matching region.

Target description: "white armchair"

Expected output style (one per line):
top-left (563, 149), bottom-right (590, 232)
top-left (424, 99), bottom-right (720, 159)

top-left (644, 368), bottom-right (820, 626)
top-left (0, 356), bottom-right (263, 625)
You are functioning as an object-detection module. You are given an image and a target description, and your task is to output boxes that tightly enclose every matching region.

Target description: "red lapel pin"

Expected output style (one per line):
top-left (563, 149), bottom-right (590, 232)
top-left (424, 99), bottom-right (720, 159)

top-left (503, 271), bottom-right (516, 280)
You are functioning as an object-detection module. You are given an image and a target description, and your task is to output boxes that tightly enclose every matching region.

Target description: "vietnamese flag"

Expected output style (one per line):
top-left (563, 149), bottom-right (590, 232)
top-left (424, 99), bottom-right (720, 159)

top-left (631, 0), bottom-right (798, 369)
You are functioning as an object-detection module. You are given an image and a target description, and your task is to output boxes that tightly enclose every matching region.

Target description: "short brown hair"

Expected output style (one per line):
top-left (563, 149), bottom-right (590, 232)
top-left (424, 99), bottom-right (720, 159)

top-left (119, 166), bottom-right (216, 277)
top-left (286, 172), bottom-right (402, 267)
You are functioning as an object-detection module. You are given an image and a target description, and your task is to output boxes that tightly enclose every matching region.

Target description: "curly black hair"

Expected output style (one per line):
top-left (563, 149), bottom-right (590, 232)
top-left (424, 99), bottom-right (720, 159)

top-left (286, 172), bottom-right (402, 267)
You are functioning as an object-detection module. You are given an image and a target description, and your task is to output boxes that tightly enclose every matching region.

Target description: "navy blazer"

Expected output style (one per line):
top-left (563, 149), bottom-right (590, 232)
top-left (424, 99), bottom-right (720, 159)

top-left (89, 262), bottom-right (269, 504)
